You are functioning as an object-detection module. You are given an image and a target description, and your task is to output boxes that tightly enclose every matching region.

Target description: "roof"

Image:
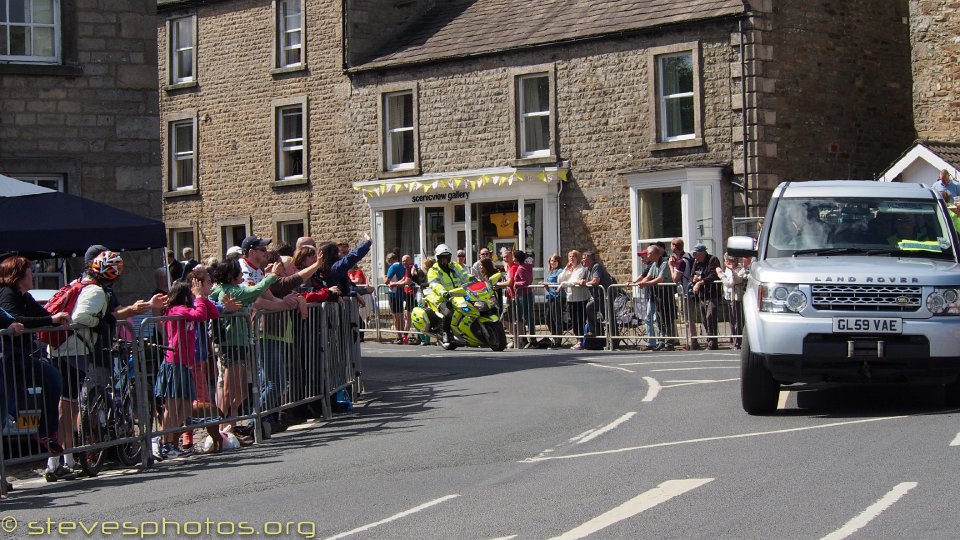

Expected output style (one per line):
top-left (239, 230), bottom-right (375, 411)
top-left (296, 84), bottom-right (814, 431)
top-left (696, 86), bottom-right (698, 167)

top-left (878, 139), bottom-right (960, 182)
top-left (354, 0), bottom-right (748, 71)
top-left (777, 180), bottom-right (935, 200)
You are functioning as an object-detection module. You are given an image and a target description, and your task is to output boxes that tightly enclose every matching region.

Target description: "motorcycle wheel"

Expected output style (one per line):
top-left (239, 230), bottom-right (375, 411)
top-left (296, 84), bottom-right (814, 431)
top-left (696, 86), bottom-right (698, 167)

top-left (483, 322), bottom-right (508, 352)
top-left (440, 338), bottom-right (459, 351)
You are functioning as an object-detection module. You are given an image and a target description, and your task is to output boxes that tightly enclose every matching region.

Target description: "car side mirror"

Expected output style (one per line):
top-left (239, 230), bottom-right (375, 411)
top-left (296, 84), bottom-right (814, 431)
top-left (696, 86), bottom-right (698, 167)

top-left (727, 236), bottom-right (758, 258)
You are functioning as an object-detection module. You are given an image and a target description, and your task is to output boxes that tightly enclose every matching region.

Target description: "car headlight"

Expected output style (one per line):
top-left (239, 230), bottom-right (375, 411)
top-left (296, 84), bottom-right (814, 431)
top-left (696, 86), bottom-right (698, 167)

top-left (759, 283), bottom-right (807, 313)
top-left (927, 288), bottom-right (960, 315)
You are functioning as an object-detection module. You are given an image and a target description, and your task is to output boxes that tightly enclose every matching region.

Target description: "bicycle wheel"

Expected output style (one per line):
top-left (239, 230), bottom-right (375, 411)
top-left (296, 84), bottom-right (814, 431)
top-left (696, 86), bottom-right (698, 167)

top-left (77, 390), bottom-right (106, 477)
top-left (114, 392), bottom-right (148, 467)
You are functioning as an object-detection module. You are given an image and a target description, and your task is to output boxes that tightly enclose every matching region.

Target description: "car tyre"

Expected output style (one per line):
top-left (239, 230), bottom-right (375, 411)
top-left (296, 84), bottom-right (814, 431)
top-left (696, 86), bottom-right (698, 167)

top-left (741, 334), bottom-right (779, 415)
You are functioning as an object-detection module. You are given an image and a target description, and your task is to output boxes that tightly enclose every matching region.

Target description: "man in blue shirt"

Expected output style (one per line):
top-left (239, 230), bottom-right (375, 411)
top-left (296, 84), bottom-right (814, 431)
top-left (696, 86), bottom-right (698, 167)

top-left (933, 169), bottom-right (960, 203)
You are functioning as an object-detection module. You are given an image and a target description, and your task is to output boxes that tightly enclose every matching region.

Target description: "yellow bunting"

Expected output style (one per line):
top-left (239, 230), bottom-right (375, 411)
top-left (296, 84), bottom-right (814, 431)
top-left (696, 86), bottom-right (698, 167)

top-left (537, 172), bottom-right (547, 182)
top-left (469, 180), bottom-right (477, 190)
top-left (453, 178), bottom-right (462, 189)
top-left (431, 180), bottom-right (439, 189)
top-left (558, 169), bottom-right (568, 181)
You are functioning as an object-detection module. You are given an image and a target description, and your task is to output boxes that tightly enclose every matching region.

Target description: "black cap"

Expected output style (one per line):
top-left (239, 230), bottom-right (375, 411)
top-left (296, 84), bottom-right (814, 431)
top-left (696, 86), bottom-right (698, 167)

top-left (84, 244), bottom-right (109, 263)
top-left (240, 235), bottom-right (271, 252)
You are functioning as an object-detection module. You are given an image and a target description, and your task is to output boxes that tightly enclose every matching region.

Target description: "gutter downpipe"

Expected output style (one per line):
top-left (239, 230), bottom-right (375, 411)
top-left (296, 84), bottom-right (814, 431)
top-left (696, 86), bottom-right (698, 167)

top-left (739, 16), bottom-right (750, 218)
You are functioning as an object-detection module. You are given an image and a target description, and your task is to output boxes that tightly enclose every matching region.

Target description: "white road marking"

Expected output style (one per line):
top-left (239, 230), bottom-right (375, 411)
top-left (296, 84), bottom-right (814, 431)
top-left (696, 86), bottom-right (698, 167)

top-left (820, 482), bottom-right (918, 540)
top-left (621, 359), bottom-right (738, 366)
top-left (323, 495), bottom-right (460, 540)
top-left (586, 362), bottom-right (635, 373)
top-left (651, 366), bottom-right (739, 372)
top-left (519, 415), bottom-right (907, 463)
top-left (950, 432), bottom-right (960, 446)
top-left (569, 428), bottom-right (598, 443)
top-left (777, 390), bottom-right (790, 410)
top-left (546, 479), bottom-right (714, 540)
top-left (660, 378), bottom-right (739, 388)
top-left (642, 376), bottom-right (661, 402)
top-left (485, 537), bottom-right (518, 540)
top-left (577, 412), bottom-right (637, 444)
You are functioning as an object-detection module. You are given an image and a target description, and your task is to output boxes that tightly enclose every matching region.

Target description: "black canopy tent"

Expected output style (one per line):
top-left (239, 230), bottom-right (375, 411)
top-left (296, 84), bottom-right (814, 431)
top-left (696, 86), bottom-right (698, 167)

top-left (0, 177), bottom-right (166, 259)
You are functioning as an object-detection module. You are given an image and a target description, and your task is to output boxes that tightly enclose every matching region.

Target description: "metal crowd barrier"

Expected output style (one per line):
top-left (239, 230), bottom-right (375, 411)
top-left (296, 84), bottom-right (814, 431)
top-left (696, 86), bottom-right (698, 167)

top-left (0, 301), bottom-right (365, 490)
top-left (373, 284), bottom-right (428, 344)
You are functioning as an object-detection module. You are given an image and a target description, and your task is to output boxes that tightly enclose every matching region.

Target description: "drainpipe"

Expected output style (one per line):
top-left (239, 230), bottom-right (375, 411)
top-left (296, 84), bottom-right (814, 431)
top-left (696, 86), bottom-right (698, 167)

top-left (556, 161), bottom-right (566, 256)
top-left (739, 17), bottom-right (750, 218)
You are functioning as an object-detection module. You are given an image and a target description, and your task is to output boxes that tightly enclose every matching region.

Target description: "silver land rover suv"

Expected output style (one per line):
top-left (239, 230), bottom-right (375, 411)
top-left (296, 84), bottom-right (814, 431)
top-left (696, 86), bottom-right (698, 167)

top-left (728, 180), bottom-right (960, 414)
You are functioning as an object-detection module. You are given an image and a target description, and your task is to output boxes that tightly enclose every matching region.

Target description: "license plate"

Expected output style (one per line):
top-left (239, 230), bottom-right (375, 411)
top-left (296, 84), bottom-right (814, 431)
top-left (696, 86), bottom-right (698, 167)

top-left (17, 410), bottom-right (40, 430)
top-left (832, 317), bottom-right (902, 334)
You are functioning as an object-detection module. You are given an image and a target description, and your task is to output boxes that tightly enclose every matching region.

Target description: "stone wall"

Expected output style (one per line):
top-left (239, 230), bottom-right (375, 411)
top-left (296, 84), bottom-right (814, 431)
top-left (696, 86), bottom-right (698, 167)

top-left (0, 0), bottom-right (161, 303)
top-left (911, 0), bottom-right (960, 140)
top-left (751, 0), bottom-right (914, 192)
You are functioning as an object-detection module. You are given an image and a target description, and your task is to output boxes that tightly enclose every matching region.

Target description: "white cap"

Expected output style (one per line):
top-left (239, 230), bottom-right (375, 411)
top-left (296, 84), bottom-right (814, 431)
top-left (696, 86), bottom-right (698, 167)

top-left (226, 246), bottom-right (243, 256)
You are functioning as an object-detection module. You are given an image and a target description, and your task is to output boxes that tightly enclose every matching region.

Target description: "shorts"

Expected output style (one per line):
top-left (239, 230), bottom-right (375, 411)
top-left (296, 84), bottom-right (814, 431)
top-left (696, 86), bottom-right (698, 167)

top-left (56, 357), bottom-right (108, 402)
top-left (388, 293), bottom-right (413, 314)
top-left (154, 362), bottom-right (197, 401)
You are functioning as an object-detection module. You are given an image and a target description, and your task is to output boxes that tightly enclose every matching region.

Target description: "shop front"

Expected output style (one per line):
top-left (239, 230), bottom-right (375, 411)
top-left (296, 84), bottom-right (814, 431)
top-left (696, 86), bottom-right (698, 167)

top-left (354, 166), bottom-right (566, 285)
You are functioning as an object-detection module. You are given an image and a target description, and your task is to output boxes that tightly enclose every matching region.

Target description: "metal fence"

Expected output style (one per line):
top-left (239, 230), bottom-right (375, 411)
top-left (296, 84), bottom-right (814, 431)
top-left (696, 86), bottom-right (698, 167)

top-left (0, 300), bottom-right (362, 493)
top-left (362, 280), bottom-right (743, 352)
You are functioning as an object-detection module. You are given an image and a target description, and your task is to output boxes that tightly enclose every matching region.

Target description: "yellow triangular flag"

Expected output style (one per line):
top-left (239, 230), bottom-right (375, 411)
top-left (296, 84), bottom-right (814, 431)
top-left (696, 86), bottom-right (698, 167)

top-left (453, 178), bottom-right (462, 189)
top-left (469, 180), bottom-right (477, 190)
top-left (558, 170), bottom-right (568, 181)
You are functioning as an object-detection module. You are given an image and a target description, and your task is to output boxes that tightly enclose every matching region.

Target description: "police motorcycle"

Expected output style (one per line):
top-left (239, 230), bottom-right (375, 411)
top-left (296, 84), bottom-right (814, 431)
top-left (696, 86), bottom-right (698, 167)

top-left (410, 249), bottom-right (507, 352)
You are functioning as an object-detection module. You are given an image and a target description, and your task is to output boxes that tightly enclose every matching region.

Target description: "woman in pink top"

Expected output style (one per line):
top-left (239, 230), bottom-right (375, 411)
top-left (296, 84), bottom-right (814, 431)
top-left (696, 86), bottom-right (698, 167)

top-left (154, 276), bottom-right (218, 459)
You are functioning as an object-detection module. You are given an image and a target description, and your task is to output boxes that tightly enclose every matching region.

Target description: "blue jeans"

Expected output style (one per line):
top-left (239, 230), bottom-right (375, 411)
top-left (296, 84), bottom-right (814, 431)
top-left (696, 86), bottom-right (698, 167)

top-left (259, 339), bottom-right (287, 417)
top-left (644, 296), bottom-right (661, 348)
top-left (2, 350), bottom-right (62, 439)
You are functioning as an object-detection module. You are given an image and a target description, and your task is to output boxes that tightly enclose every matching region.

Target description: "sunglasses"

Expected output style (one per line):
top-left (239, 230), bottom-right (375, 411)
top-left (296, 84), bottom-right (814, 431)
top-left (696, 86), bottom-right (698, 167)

top-left (251, 246), bottom-right (267, 252)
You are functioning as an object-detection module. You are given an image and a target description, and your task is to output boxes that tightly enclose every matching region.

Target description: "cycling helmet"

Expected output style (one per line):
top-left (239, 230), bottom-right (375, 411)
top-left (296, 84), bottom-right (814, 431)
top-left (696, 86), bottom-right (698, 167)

top-left (91, 250), bottom-right (123, 281)
top-left (434, 244), bottom-right (452, 258)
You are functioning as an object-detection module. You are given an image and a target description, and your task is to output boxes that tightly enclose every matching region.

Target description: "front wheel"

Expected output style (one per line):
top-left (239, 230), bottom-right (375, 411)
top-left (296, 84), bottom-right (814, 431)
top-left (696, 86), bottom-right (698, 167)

top-left (114, 392), bottom-right (148, 467)
top-left (740, 334), bottom-right (779, 415)
top-left (482, 322), bottom-right (507, 352)
top-left (77, 392), bottom-right (106, 477)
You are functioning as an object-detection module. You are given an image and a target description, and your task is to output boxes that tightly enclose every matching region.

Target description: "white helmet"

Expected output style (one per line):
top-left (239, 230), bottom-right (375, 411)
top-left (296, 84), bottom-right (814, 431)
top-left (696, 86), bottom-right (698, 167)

top-left (434, 244), bottom-right (452, 258)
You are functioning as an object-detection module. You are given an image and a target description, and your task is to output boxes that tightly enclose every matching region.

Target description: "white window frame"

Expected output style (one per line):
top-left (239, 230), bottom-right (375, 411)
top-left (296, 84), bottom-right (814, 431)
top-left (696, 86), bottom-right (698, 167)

top-left (384, 90), bottom-right (415, 171)
top-left (277, 104), bottom-right (305, 180)
top-left (657, 51), bottom-right (695, 142)
top-left (168, 117), bottom-right (196, 192)
top-left (168, 15), bottom-right (196, 85)
top-left (518, 73), bottom-right (551, 158)
top-left (11, 173), bottom-right (63, 191)
top-left (0, 0), bottom-right (61, 64)
top-left (276, 0), bottom-right (303, 69)
top-left (169, 228), bottom-right (195, 261)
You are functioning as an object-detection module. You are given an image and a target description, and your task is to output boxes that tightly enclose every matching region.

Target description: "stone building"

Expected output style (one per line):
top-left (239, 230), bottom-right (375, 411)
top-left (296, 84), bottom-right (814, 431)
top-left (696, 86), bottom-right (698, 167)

top-left (158, 0), bottom-right (914, 282)
top-left (0, 0), bottom-right (161, 299)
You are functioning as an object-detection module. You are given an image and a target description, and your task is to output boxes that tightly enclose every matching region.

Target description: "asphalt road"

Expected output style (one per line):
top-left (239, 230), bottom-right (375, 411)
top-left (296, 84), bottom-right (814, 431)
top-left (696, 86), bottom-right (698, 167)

top-left (3, 343), bottom-right (960, 539)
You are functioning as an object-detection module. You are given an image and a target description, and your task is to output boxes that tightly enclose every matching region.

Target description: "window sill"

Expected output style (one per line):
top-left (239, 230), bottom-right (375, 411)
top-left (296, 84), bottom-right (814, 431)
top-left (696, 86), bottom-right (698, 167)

top-left (271, 64), bottom-right (307, 77)
top-left (377, 167), bottom-right (421, 180)
top-left (650, 138), bottom-right (703, 152)
top-left (164, 80), bottom-right (198, 93)
top-left (0, 63), bottom-right (83, 77)
top-left (164, 188), bottom-right (198, 199)
top-left (510, 155), bottom-right (557, 167)
top-left (272, 177), bottom-right (309, 188)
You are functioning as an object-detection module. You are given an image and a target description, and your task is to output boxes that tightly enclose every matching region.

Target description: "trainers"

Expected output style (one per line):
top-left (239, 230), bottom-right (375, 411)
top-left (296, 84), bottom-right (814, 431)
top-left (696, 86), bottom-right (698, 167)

top-left (151, 437), bottom-right (165, 461)
top-left (161, 443), bottom-right (183, 459)
top-left (571, 342), bottom-right (584, 350)
top-left (44, 465), bottom-right (75, 483)
top-left (260, 420), bottom-right (272, 440)
top-left (176, 445), bottom-right (194, 458)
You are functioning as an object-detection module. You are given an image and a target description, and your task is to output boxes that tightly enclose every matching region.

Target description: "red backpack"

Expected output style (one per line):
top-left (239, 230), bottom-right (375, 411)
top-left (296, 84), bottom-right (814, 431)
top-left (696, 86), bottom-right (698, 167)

top-left (36, 280), bottom-right (95, 347)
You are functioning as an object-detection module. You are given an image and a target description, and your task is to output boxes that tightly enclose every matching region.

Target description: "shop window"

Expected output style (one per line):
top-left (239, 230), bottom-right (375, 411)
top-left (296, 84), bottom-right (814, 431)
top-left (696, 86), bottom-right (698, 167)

top-left (379, 207), bottom-right (419, 270)
top-left (276, 0), bottom-right (303, 69)
top-left (12, 173), bottom-right (63, 191)
top-left (167, 15), bottom-right (196, 86)
top-left (638, 187), bottom-right (682, 240)
top-left (0, 0), bottom-right (60, 64)
top-left (168, 117), bottom-right (196, 192)
top-left (383, 90), bottom-right (416, 171)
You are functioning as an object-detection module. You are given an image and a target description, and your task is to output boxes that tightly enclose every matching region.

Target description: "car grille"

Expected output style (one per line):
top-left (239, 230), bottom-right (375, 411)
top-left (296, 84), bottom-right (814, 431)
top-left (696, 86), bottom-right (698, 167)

top-left (811, 284), bottom-right (922, 312)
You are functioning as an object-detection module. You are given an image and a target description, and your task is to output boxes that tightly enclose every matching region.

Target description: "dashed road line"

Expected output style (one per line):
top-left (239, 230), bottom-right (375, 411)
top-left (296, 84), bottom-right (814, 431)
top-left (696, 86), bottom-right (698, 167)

top-left (546, 479), bottom-right (714, 540)
top-left (650, 367), bottom-right (739, 372)
top-left (819, 482), bottom-right (917, 540)
top-left (577, 412), bottom-right (637, 444)
top-left (620, 358), bottom-right (738, 366)
top-left (323, 495), bottom-right (460, 540)
top-left (520, 415), bottom-right (907, 463)
top-left (660, 378), bottom-right (739, 388)
top-left (586, 362), bottom-right (635, 373)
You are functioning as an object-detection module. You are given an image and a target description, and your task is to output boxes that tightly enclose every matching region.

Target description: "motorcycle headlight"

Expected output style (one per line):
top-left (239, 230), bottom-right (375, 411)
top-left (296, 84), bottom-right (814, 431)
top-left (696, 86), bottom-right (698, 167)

top-left (759, 283), bottom-right (806, 313)
top-left (928, 288), bottom-right (960, 315)
top-left (473, 301), bottom-right (485, 310)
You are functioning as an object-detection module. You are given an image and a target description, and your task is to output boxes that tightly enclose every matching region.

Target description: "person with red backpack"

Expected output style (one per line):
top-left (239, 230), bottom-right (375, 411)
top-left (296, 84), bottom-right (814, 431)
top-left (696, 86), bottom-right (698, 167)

top-left (46, 250), bottom-right (123, 480)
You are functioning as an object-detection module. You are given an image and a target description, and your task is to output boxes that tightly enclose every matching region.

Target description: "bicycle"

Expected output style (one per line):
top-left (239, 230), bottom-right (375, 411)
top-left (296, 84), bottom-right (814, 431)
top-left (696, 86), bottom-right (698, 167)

top-left (74, 339), bottom-right (155, 476)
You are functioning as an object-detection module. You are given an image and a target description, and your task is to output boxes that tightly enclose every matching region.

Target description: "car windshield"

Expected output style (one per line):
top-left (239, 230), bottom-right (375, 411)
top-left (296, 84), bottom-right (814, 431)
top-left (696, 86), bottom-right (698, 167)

top-left (765, 197), bottom-right (955, 260)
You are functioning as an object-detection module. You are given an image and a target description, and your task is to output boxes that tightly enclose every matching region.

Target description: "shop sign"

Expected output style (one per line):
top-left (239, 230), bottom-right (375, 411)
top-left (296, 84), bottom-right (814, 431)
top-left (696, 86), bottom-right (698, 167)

top-left (411, 191), bottom-right (471, 203)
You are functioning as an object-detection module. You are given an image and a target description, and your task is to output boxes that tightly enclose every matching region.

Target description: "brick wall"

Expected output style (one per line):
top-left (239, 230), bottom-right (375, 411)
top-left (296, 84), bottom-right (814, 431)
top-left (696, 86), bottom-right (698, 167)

top-left (0, 0), bottom-right (160, 303)
top-left (911, 0), bottom-right (960, 140)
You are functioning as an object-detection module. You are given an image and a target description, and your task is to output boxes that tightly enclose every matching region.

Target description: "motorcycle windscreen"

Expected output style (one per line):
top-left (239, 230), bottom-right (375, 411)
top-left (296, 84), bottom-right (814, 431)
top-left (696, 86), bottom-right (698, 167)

top-left (467, 281), bottom-right (488, 292)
